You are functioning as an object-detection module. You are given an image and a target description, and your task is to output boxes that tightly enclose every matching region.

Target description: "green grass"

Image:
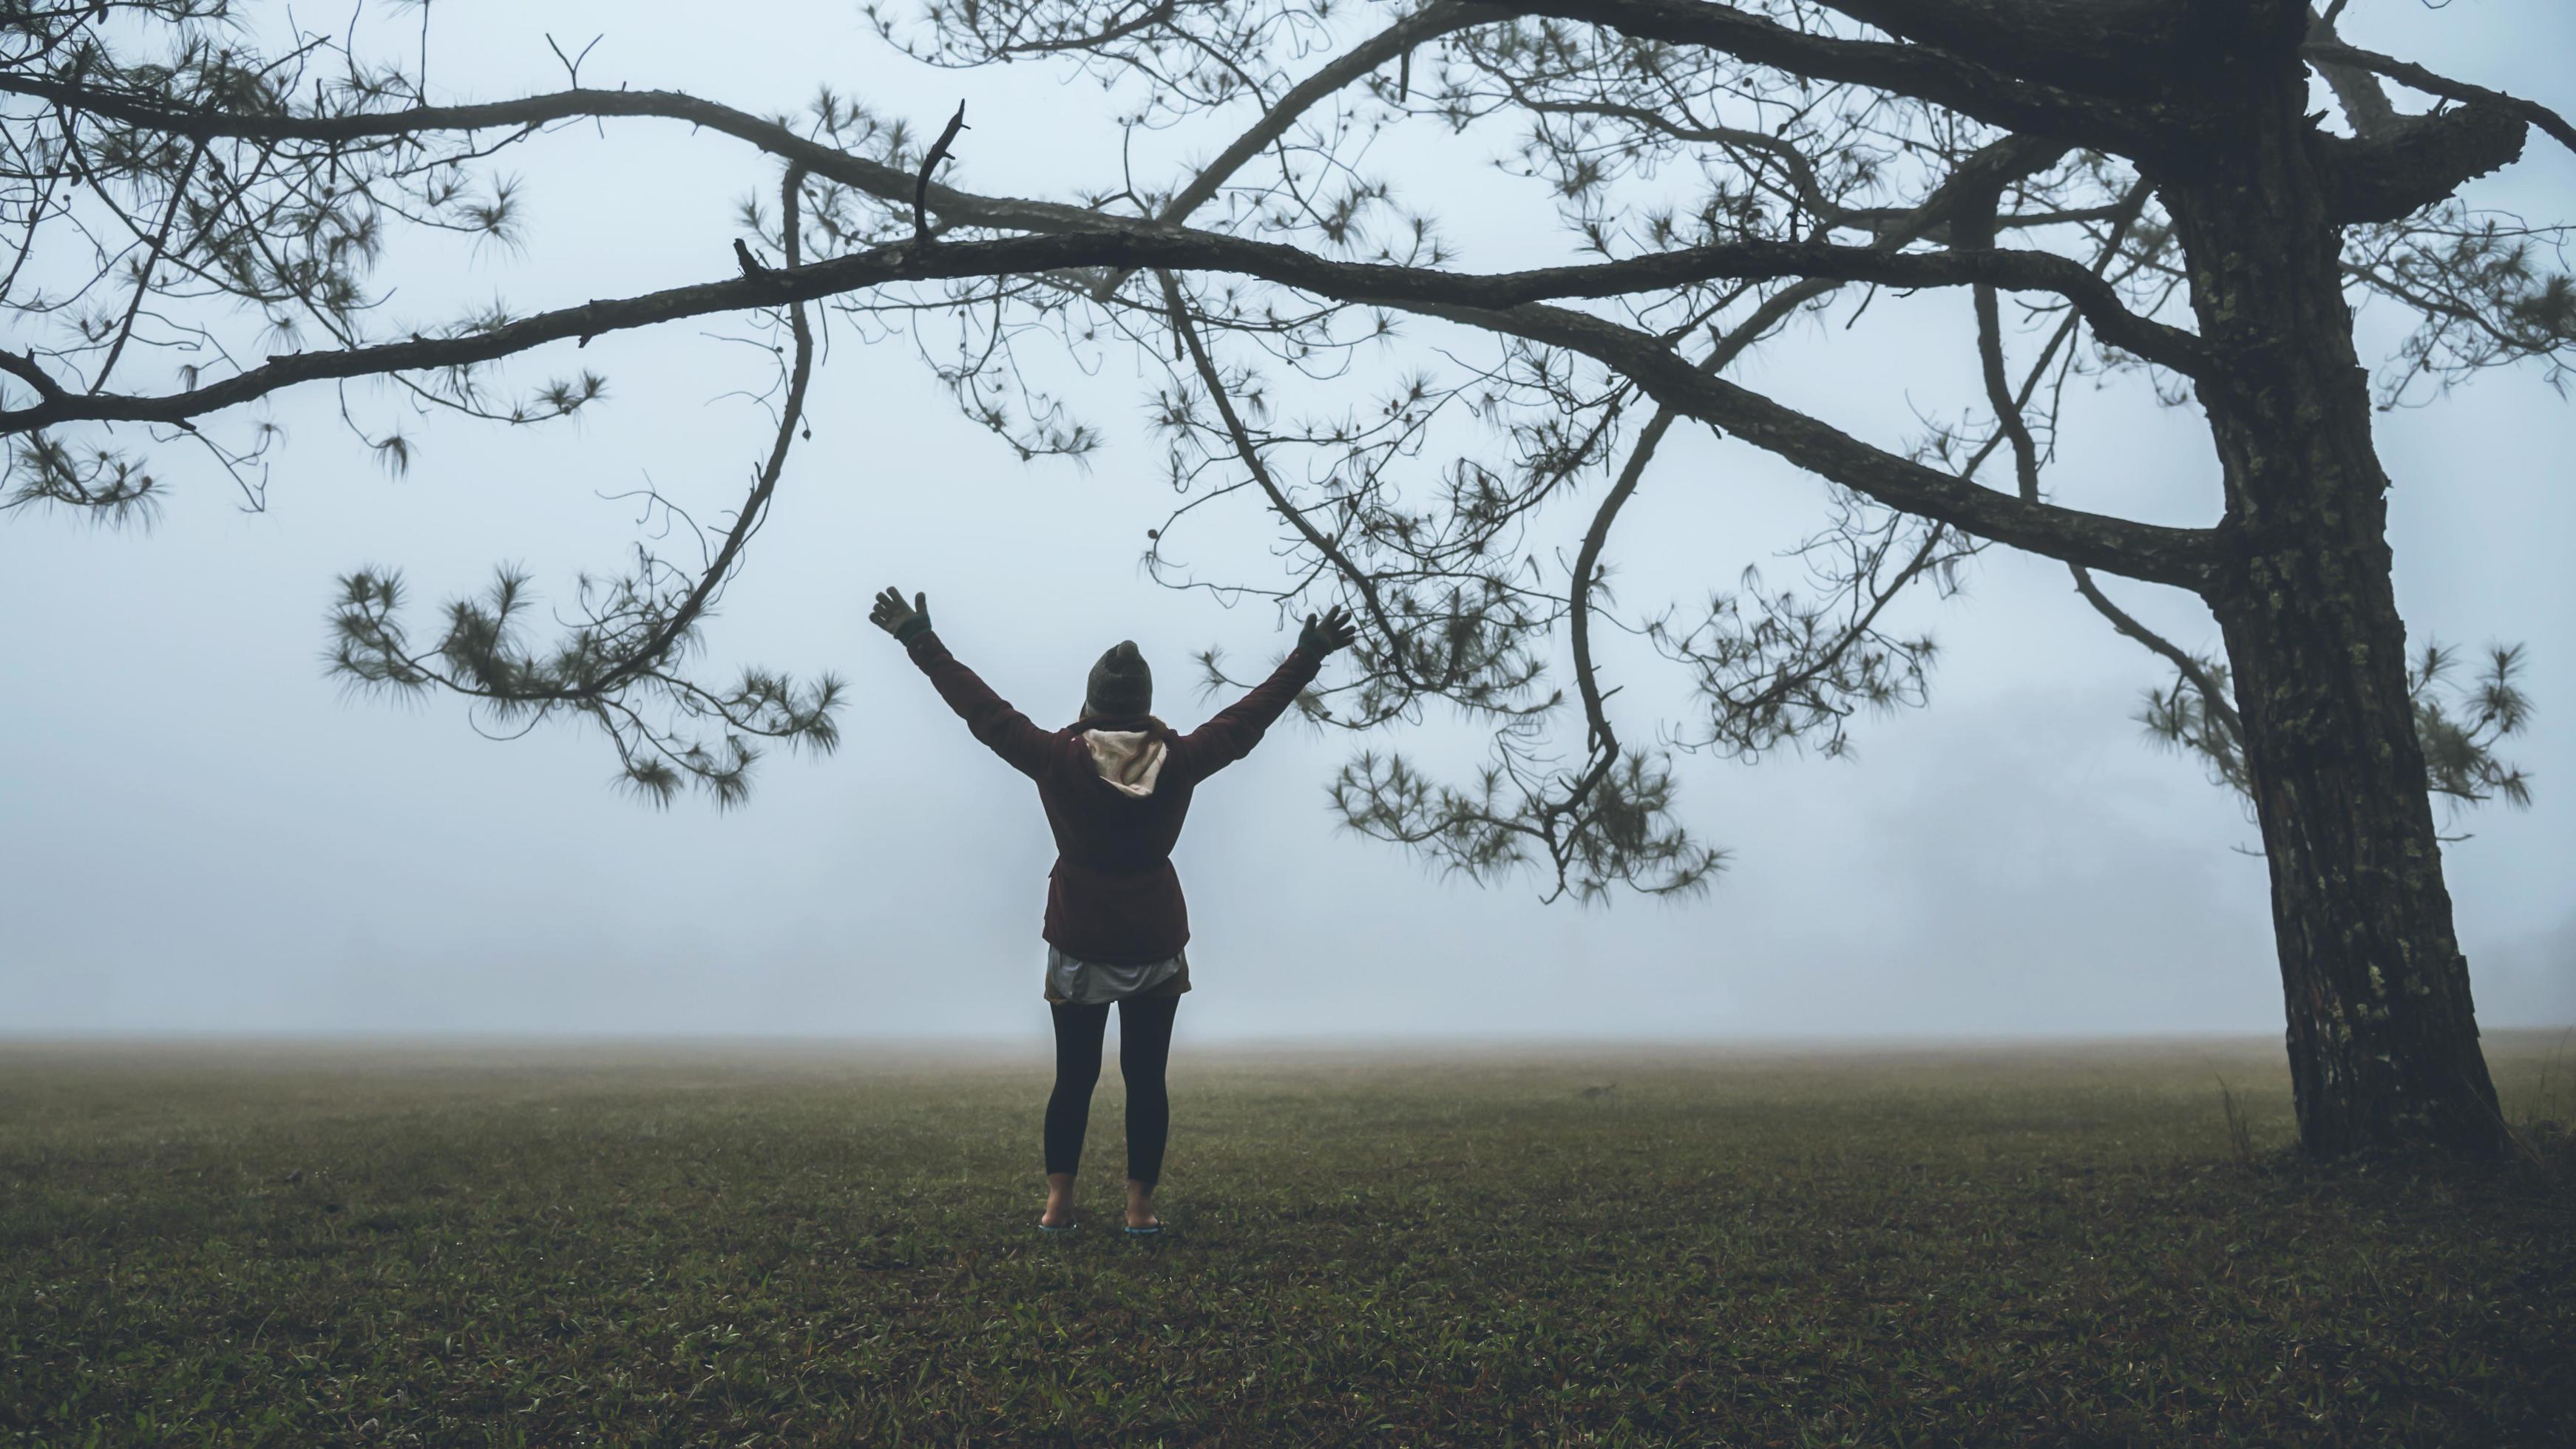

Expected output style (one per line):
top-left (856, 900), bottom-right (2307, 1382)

top-left (3, 1032), bottom-right (2572, 1447)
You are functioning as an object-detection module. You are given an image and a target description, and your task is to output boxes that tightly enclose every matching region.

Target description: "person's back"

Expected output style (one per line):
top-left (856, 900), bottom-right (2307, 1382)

top-left (868, 586), bottom-right (1358, 1233)
top-left (1044, 728), bottom-right (1190, 869)
top-left (893, 622), bottom-right (1335, 966)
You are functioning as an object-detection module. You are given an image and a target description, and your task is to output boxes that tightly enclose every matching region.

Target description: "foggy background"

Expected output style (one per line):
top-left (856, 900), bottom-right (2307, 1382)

top-left (3, 0), bottom-right (2569, 1042)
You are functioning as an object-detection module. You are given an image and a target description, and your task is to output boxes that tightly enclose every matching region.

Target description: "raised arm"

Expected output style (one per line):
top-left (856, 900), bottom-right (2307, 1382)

top-left (1179, 606), bottom-right (1357, 779)
top-left (870, 585), bottom-right (1060, 778)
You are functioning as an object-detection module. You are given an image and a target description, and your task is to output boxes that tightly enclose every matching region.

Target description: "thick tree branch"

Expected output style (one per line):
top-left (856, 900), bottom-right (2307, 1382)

top-left (1534, 240), bottom-right (2206, 371)
top-left (1, 194), bottom-right (2219, 590)
top-left (2302, 38), bottom-right (2576, 160)
top-left (1424, 297), bottom-right (2215, 588)
top-left (1565, 135), bottom-right (2064, 785)
top-left (1, 68), bottom-right (2203, 379)
top-left (1814, 0), bottom-right (2186, 94)
top-left (2302, 8), bottom-right (2399, 140)
top-left (1492, 0), bottom-right (2162, 162)
top-left (0, 74), bottom-right (1111, 237)
top-left (2311, 102), bottom-right (2531, 225)
top-left (5, 68), bottom-right (2191, 352)
top-left (0, 219), bottom-right (2209, 435)
top-left (0, 347), bottom-right (65, 401)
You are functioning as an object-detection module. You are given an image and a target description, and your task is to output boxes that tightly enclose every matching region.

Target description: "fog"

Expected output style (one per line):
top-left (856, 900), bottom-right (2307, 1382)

top-left (3, 0), bottom-right (2571, 1042)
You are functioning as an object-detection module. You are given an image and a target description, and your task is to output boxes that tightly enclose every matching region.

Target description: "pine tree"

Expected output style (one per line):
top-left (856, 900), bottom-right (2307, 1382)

top-left (4, 0), bottom-right (2566, 1154)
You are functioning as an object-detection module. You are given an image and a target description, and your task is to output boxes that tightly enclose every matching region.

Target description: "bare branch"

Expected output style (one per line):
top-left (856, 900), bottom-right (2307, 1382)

top-left (1813, 0), bottom-right (2189, 92)
top-left (0, 74), bottom-right (1106, 237)
top-left (0, 347), bottom-right (66, 401)
top-left (912, 100), bottom-right (967, 241)
top-left (326, 163), bottom-right (838, 804)
top-left (1417, 294), bottom-right (2215, 587)
top-left (1, 216), bottom-right (2211, 415)
top-left (2303, 6), bottom-right (2398, 140)
top-left (2073, 565), bottom-right (2243, 745)
top-left (1499, 0), bottom-right (2161, 161)
top-left (2302, 38), bottom-right (2576, 160)
top-left (1157, 266), bottom-right (1423, 692)
top-left (2312, 102), bottom-right (2531, 225)
top-left (1089, 0), bottom-right (1491, 299)
top-left (89, 134), bottom-right (206, 393)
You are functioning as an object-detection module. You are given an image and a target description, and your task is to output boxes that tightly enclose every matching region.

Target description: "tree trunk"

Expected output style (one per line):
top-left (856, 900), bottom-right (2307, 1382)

top-left (2164, 47), bottom-right (2507, 1158)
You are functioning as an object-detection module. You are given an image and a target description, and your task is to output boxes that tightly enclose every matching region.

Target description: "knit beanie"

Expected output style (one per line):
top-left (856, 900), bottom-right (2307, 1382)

top-left (1083, 640), bottom-right (1153, 719)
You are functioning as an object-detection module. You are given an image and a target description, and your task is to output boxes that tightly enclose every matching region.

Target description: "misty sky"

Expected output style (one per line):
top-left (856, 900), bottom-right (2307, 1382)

top-left (3, 0), bottom-right (2571, 1041)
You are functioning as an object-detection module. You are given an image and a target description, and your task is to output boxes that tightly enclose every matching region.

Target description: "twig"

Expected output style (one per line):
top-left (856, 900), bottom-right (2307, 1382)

top-left (543, 33), bottom-right (603, 89)
top-left (913, 101), bottom-right (966, 242)
top-left (91, 135), bottom-right (209, 394)
top-left (1157, 268), bottom-right (1417, 690)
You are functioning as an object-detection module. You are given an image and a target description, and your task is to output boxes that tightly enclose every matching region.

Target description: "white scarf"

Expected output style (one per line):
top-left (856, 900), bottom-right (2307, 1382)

top-left (1081, 728), bottom-right (1167, 798)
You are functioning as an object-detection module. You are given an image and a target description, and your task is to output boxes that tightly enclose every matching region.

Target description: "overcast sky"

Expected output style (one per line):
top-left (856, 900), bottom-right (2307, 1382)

top-left (3, 0), bottom-right (2570, 1042)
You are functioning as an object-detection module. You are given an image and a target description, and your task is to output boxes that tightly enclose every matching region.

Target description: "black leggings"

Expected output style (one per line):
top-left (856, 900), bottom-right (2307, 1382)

top-left (1045, 994), bottom-right (1180, 1188)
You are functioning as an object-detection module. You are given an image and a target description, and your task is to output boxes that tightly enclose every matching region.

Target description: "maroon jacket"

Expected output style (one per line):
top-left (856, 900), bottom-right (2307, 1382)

top-left (905, 631), bottom-right (1323, 965)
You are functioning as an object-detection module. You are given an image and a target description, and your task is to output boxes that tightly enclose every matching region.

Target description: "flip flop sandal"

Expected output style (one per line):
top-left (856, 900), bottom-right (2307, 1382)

top-left (1123, 1222), bottom-right (1163, 1237)
top-left (1038, 1218), bottom-right (1078, 1234)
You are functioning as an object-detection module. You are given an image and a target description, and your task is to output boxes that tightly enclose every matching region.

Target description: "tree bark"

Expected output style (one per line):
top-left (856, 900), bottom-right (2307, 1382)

top-left (2165, 45), bottom-right (2506, 1158)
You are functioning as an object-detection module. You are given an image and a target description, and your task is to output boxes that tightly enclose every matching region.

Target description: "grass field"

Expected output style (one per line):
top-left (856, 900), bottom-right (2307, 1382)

top-left (4, 1033), bottom-right (2572, 1447)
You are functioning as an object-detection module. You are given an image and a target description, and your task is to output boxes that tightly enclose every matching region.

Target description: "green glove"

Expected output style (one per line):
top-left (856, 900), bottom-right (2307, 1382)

top-left (870, 586), bottom-right (932, 644)
top-left (1297, 603), bottom-right (1358, 657)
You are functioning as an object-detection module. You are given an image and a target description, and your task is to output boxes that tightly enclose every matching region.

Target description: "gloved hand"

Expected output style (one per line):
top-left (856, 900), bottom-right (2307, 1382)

top-left (1296, 603), bottom-right (1358, 658)
top-left (869, 586), bottom-right (934, 645)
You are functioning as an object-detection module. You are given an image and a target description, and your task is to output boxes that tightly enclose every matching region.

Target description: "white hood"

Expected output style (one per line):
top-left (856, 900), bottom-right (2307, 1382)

top-left (1082, 728), bottom-right (1167, 798)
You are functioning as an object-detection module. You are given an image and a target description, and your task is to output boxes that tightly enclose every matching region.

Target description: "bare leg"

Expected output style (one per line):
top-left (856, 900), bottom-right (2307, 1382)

top-left (1125, 1177), bottom-right (1159, 1230)
top-left (1043, 1172), bottom-right (1077, 1229)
